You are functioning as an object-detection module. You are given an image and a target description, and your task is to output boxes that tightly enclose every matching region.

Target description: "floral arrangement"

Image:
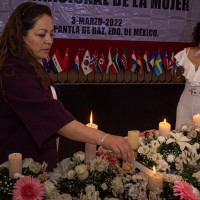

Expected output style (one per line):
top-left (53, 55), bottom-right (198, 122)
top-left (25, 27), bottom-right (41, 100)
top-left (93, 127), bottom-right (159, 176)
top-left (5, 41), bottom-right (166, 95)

top-left (137, 121), bottom-right (200, 199)
top-left (0, 121), bottom-right (200, 200)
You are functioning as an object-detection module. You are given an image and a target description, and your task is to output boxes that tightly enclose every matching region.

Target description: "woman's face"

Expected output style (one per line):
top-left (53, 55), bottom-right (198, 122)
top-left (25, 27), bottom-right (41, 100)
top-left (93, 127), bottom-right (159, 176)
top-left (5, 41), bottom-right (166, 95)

top-left (23, 14), bottom-right (54, 61)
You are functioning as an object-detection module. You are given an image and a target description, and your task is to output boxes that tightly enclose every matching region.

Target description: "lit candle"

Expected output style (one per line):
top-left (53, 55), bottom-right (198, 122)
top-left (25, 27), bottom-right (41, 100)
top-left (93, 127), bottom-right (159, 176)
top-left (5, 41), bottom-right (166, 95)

top-left (128, 130), bottom-right (140, 150)
top-left (148, 166), bottom-right (163, 191)
top-left (8, 153), bottom-right (22, 178)
top-left (85, 111), bottom-right (98, 162)
top-left (193, 114), bottom-right (200, 126)
top-left (159, 118), bottom-right (171, 137)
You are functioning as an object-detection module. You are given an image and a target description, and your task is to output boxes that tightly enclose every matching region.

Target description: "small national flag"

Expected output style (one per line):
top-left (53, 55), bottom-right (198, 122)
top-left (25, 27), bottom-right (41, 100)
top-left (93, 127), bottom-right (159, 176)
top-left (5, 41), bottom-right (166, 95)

top-left (120, 50), bottom-right (128, 71)
top-left (154, 53), bottom-right (165, 76)
top-left (90, 50), bottom-right (99, 73)
top-left (111, 50), bottom-right (121, 74)
top-left (174, 61), bottom-right (178, 72)
top-left (137, 51), bottom-right (143, 74)
top-left (42, 55), bottom-right (51, 72)
top-left (163, 50), bottom-right (168, 73)
top-left (81, 50), bottom-right (93, 75)
top-left (63, 48), bottom-right (70, 73)
top-left (106, 47), bottom-right (113, 73)
top-left (149, 50), bottom-right (155, 69)
top-left (168, 52), bottom-right (174, 74)
top-left (52, 49), bottom-right (64, 73)
top-left (142, 50), bottom-right (151, 73)
top-left (97, 51), bottom-right (107, 74)
top-left (74, 50), bottom-right (80, 72)
top-left (131, 50), bottom-right (138, 73)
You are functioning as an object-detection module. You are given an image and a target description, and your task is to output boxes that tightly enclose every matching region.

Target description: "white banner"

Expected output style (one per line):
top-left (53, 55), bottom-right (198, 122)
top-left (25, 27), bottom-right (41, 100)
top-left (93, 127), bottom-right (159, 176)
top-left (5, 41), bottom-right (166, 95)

top-left (0, 0), bottom-right (199, 42)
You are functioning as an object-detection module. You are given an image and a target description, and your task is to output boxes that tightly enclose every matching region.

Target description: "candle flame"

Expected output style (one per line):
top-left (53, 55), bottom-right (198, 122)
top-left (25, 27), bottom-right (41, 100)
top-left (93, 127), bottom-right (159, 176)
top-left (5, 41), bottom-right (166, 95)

top-left (197, 114), bottom-right (199, 118)
top-left (153, 166), bottom-right (156, 175)
top-left (164, 118), bottom-right (166, 124)
top-left (90, 111), bottom-right (93, 125)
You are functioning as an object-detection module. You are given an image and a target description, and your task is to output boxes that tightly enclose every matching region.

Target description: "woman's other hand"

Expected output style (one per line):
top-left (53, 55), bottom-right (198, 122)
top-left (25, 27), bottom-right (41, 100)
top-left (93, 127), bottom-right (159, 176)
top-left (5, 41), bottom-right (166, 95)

top-left (174, 65), bottom-right (184, 81)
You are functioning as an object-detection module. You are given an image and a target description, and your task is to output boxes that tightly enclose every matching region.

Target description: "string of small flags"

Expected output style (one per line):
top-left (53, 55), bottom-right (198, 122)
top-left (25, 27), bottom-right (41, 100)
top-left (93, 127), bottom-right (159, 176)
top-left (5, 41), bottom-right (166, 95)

top-left (42, 48), bottom-right (177, 77)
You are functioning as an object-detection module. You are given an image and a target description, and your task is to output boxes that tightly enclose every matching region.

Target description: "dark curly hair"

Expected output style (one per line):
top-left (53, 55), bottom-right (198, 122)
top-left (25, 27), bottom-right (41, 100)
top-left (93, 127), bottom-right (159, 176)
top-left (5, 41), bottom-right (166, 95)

top-left (192, 22), bottom-right (200, 46)
top-left (0, 2), bottom-right (52, 89)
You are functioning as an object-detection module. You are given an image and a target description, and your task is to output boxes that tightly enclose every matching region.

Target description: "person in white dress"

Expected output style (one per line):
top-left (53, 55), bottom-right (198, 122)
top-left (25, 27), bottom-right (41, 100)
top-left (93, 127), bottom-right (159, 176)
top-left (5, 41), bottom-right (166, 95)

top-left (175, 22), bottom-right (200, 129)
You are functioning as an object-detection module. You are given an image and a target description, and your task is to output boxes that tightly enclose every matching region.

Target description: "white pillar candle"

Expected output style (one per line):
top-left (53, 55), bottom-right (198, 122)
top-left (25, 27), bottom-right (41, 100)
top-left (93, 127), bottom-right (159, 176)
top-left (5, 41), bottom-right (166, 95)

top-left (193, 114), bottom-right (200, 126)
top-left (128, 130), bottom-right (140, 150)
top-left (85, 112), bottom-right (98, 162)
top-left (148, 166), bottom-right (163, 191)
top-left (159, 119), bottom-right (171, 137)
top-left (8, 153), bottom-right (22, 178)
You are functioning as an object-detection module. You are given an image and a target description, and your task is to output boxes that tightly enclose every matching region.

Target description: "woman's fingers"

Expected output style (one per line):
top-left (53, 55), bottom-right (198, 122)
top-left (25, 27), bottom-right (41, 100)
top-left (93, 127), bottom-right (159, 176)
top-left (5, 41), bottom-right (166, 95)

top-left (103, 135), bottom-right (135, 163)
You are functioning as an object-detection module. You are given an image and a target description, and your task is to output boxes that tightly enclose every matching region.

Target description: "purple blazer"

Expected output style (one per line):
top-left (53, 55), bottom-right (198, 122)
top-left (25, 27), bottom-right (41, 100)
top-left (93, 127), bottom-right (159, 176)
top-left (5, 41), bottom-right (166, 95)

top-left (0, 57), bottom-right (75, 170)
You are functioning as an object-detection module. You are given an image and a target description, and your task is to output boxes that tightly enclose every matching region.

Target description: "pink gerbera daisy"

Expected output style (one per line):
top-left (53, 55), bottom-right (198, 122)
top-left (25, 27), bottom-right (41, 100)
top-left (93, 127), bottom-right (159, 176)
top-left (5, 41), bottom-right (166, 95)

top-left (173, 181), bottom-right (198, 200)
top-left (13, 176), bottom-right (45, 200)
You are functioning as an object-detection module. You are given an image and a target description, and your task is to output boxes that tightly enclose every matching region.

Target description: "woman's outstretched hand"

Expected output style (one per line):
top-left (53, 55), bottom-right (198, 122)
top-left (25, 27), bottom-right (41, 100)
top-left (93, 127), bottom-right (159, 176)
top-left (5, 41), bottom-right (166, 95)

top-left (101, 134), bottom-right (135, 163)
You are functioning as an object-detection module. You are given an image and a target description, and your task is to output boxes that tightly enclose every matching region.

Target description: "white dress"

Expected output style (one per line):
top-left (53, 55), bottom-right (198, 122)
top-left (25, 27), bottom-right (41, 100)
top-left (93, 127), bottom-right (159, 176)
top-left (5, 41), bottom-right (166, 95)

top-left (175, 48), bottom-right (200, 129)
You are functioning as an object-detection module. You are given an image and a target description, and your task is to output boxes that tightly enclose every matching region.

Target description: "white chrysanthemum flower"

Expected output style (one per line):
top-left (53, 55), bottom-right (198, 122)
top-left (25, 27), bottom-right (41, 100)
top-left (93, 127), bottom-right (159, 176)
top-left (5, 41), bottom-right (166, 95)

top-left (138, 146), bottom-right (149, 155)
top-left (139, 137), bottom-right (145, 146)
top-left (127, 184), bottom-right (140, 199)
top-left (175, 157), bottom-right (183, 171)
top-left (152, 153), bottom-right (162, 162)
top-left (157, 136), bottom-right (166, 144)
top-left (167, 154), bottom-right (175, 163)
top-left (87, 156), bottom-right (109, 172)
top-left (44, 180), bottom-right (56, 196)
top-left (96, 160), bottom-right (109, 172)
top-left (163, 173), bottom-right (182, 183)
top-left (73, 151), bottom-right (85, 162)
top-left (67, 169), bottom-right (75, 180)
top-left (150, 140), bottom-right (160, 149)
top-left (85, 184), bottom-right (95, 195)
top-left (147, 149), bottom-right (156, 159)
top-left (111, 176), bottom-right (124, 197)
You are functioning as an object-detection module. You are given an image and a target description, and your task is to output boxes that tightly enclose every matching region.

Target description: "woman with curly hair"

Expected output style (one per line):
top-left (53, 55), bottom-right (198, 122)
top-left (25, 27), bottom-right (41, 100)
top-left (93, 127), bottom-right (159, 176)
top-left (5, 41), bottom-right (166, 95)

top-left (175, 22), bottom-right (200, 129)
top-left (0, 2), bottom-right (134, 169)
